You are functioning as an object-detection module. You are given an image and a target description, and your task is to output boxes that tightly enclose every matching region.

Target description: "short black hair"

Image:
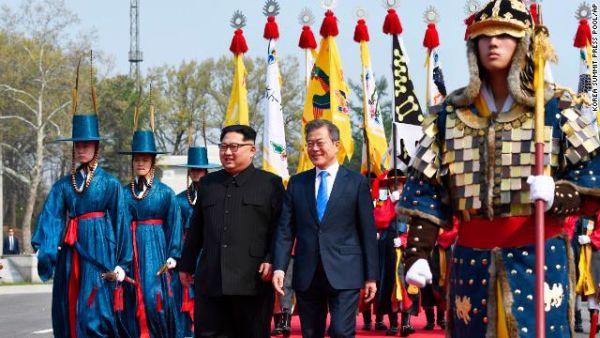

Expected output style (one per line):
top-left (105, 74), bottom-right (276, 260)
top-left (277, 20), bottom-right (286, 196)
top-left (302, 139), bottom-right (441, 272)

top-left (305, 119), bottom-right (340, 142)
top-left (220, 125), bottom-right (257, 143)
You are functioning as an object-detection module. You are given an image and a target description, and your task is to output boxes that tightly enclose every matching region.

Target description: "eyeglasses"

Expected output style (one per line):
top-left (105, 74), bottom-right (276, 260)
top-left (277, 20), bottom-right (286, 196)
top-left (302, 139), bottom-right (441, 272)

top-left (218, 143), bottom-right (254, 153)
top-left (306, 140), bottom-right (330, 149)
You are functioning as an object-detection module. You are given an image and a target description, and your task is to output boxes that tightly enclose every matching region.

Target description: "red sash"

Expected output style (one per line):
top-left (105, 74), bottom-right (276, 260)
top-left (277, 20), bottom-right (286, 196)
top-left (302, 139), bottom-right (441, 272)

top-left (131, 219), bottom-right (163, 338)
top-left (65, 211), bottom-right (105, 338)
top-left (457, 216), bottom-right (563, 249)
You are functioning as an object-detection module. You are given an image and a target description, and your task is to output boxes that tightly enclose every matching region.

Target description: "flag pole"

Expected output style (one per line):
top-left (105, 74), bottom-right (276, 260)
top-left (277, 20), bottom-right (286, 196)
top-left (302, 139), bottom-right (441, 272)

top-left (355, 17), bottom-right (373, 181)
top-left (532, 3), bottom-right (547, 337)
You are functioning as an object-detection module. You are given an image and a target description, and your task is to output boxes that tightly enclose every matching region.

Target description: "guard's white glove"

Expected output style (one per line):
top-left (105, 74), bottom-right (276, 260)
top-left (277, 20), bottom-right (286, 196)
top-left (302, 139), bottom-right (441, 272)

top-left (527, 175), bottom-right (555, 212)
top-left (405, 258), bottom-right (432, 288)
top-left (393, 237), bottom-right (403, 248)
top-left (391, 190), bottom-right (401, 202)
top-left (166, 257), bottom-right (177, 269)
top-left (113, 266), bottom-right (126, 282)
top-left (579, 235), bottom-right (592, 245)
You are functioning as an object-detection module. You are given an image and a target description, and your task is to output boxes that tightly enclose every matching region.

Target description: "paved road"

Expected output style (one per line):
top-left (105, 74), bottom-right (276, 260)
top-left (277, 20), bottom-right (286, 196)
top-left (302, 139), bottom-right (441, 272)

top-left (0, 293), bottom-right (52, 338)
top-left (0, 287), bottom-right (594, 338)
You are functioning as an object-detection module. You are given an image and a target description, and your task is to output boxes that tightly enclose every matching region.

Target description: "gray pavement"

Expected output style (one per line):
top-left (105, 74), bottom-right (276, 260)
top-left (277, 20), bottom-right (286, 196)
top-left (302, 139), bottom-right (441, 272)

top-left (0, 292), bottom-right (52, 338)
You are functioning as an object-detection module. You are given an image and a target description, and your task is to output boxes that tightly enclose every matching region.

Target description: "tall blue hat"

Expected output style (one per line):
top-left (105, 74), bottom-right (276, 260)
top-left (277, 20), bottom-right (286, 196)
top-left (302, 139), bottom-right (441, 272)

top-left (54, 56), bottom-right (108, 143)
top-left (119, 130), bottom-right (168, 155)
top-left (175, 147), bottom-right (220, 169)
top-left (119, 86), bottom-right (168, 155)
top-left (54, 115), bottom-right (109, 142)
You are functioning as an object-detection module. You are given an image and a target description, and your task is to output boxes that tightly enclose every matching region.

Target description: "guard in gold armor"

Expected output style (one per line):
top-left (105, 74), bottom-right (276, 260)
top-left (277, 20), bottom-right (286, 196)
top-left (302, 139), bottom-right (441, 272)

top-left (398, 1), bottom-right (600, 337)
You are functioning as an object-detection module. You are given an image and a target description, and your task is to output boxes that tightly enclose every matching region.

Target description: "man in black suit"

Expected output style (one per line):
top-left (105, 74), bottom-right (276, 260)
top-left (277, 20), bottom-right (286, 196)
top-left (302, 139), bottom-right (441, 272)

top-left (3, 228), bottom-right (20, 255)
top-left (272, 119), bottom-right (379, 338)
top-left (179, 125), bottom-right (284, 338)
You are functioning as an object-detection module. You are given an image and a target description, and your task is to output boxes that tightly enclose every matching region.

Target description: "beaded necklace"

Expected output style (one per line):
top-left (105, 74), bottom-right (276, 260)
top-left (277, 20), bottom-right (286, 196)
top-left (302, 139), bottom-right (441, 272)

top-left (130, 165), bottom-right (155, 201)
top-left (71, 146), bottom-right (99, 194)
top-left (186, 175), bottom-right (198, 206)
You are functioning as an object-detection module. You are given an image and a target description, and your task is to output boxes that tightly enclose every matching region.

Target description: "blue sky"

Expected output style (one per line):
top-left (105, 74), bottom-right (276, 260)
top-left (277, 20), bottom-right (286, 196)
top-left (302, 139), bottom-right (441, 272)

top-left (5, 0), bottom-right (596, 101)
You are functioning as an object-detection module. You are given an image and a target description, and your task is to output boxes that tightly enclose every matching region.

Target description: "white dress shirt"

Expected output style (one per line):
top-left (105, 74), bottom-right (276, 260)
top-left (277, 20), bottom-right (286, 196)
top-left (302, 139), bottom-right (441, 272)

top-left (315, 162), bottom-right (339, 200)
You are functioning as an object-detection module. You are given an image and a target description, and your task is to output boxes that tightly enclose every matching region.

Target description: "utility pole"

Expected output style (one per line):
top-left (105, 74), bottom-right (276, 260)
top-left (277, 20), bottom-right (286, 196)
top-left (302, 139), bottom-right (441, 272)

top-left (129, 0), bottom-right (143, 82)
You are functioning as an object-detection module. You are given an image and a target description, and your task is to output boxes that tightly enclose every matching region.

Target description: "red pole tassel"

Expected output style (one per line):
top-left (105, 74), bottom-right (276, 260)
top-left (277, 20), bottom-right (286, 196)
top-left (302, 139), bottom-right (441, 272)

top-left (298, 25), bottom-right (317, 50)
top-left (320, 10), bottom-right (339, 38)
top-left (166, 271), bottom-right (173, 297)
top-left (229, 29), bottom-right (249, 55)
top-left (263, 16), bottom-right (279, 40)
top-left (382, 8), bottom-right (403, 35)
top-left (87, 287), bottom-right (98, 308)
top-left (114, 285), bottom-right (124, 312)
top-left (574, 19), bottom-right (592, 48)
top-left (423, 23), bottom-right (440, 49)
top-left (464, 14), bottom-right (476, 41)
top-left (156, 292), bottom-right (163, 313)
top-left (353, 19), bottom-right (370, 43)
top-left (530, 3), bottom-right (538, 26)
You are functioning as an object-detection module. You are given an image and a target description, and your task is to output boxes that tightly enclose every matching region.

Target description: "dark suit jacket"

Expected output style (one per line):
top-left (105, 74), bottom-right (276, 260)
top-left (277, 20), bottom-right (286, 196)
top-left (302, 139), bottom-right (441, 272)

top-left (3, 236), bottom-right (20, 255)
top-left (273, 166), bottom-right (379, 292)
top-left (180, 165), bottom-right (284, 296)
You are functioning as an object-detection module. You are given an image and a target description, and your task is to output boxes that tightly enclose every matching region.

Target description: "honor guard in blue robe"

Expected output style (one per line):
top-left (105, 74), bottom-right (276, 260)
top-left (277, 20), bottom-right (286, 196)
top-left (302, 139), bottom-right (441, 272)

top-left (120, 127), bottom-right (184, 338)
top-left (32, 111), bottom-right (132, 337)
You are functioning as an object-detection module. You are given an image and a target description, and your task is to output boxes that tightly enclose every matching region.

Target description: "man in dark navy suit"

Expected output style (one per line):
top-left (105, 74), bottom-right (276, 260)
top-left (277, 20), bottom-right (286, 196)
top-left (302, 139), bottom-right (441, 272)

top-left (272, 119), bottom-right (379, 338)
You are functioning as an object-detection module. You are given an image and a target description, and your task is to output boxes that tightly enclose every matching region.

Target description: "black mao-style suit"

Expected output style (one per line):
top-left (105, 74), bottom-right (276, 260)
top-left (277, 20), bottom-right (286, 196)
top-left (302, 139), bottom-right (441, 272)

top-left (180, 164), bottom-right (284, 338)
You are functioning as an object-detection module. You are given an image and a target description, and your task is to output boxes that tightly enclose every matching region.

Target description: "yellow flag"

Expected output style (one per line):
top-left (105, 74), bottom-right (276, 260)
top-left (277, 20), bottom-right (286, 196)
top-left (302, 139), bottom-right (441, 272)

top-left (224, 54), bottom-right (249, 126)
top-left (301, 36), bottom-right (353, 165)
top-left (359, 40), bottom-right (388, 175)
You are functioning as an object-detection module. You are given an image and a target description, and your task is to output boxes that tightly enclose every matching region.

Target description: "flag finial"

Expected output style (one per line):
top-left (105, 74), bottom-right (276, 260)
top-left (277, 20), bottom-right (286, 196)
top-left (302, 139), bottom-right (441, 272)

top-left (574, 2), bottom-right (592, 48)
top-left (423, 6), bottom-right (440, 49)
top-left (230, 10), bottom-right (248, 55)
top-left (320, 10), bottom-right (339, 38)
top-left (263, 1), bottom-right (280, 40)
top-left (383, 8), bottom-right (403, 35)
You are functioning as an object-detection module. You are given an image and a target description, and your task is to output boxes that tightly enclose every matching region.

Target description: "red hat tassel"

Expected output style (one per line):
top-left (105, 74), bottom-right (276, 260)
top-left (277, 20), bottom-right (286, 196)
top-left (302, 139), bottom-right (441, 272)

top-left (229, 29), bottom-right (249, 55)
top-left (263, 16), bottom-right (280, 40)
top-left (353, 19), bottom-right (370, 43)
top-left (320, 10), bottom-right (339, 38)
top-left (574, 19), bottom-right (592, 48)
top-left (464, 14), bottom-right (476, 41)
top-left (530, 3), bottom-right (538, 26)
top-left (383, 8), bottom-right (403, 35)
top-left (299, 25), bottom-right (317, 49)
top-left (423, 23), bottom-right (440, 49)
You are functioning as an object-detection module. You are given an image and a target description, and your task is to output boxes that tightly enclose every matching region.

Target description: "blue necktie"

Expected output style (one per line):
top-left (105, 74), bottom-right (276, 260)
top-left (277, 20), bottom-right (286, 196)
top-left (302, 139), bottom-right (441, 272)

top-left (316, 171), bottom-right (329, 221)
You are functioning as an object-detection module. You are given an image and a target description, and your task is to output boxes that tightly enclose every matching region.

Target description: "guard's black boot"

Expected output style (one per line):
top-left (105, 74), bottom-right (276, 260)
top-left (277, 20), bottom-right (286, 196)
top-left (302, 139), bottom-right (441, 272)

top-left (375, 322), bottom-right (388, 331)
top-left (574, 309), bottom-right (583, 333)
top-left (424, 307), bottom-right (435, 330)
top-left (436, 306), bottom-right (446, 329)
top-left (281, 311), bottom-right (292, 337)
top-left (400, 312), bottom-right (415, 337)
top-left (386, 312), bottom-right (399, 336)
top-left (271, 314), bottom-right (283, 336)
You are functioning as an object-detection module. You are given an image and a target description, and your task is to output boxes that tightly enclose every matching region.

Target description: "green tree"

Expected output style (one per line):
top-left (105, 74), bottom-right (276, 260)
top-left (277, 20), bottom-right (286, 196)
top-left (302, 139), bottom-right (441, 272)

top-left (0, 0), bottom-right (91, 253)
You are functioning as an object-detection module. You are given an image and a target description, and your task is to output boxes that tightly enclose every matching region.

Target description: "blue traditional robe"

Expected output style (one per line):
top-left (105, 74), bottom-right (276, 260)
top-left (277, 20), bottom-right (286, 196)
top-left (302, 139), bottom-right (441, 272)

top-left (32, 167), bottom-right (132, 338)
top-left (174, 188), bottom-right (196, 337)
top-left (122, 178), bottom-right (183, 338)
